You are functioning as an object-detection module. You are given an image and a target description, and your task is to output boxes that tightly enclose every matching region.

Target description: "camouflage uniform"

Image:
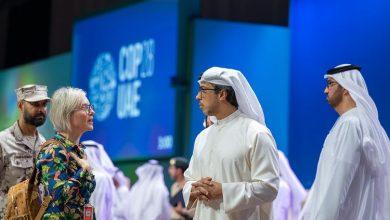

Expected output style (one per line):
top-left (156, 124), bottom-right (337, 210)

top-left (0, 122), bottom-right (46, 218)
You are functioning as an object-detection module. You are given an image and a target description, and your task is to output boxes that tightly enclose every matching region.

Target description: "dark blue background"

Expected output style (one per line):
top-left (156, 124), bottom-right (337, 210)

top-left (187, 19), bottom-right (290, 156)
top-left (289, 0), bottom-right (390, 187)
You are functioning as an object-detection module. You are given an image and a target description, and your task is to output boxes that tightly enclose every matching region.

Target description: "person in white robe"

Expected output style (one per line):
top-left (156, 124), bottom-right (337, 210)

top-left (125, 160), bottom-right (171, 220)
top-left (300, 64), bottom-right (390, 220)
top-left (274, 178), bottom-right (291, 220)
top-left (112, 170), bottom-right (132, 220)
top-left (83, 140), bottom-right (117, 220)
top-left (273, 150), bottom-right (307, 220)
top-left (83, 140), bottom-right (132, 220)
top-left (183, 67), bottom-right (280, 220)
top-left (203, 118), bottom-right (305, 220)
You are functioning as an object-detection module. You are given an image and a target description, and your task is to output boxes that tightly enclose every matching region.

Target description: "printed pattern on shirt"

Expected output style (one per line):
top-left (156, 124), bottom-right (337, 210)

top-left (36, 134), bottom-right (96, 219)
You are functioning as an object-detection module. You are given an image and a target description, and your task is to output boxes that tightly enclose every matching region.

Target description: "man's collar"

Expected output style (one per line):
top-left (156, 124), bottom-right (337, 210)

top-left (215, 110), bottom-right (241, 126)
top-left (13, 121), bottom-right (27, 142)
top-left (14, 120), bottom-right (40, 141)
top-left (12, 121), bottom-right (45, 150)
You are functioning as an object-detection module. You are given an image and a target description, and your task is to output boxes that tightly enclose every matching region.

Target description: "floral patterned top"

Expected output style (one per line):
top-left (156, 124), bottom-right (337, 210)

top-left (36, 133), bottom-right (96, 220)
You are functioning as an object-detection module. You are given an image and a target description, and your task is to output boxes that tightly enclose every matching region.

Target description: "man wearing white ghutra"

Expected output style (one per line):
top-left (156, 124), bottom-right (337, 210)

top-left (301, 64), bottom-right (390, 220)
top-left (183, 67), bottom-right (280, 220)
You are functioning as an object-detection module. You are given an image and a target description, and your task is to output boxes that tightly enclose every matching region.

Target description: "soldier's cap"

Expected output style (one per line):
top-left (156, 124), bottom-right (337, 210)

top-left (15, 84), bottom-right (50, 102)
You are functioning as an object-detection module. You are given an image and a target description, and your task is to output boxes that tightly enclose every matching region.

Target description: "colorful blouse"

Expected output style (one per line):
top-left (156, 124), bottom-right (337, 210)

top-left (36, 133), bottom-right (96, 220)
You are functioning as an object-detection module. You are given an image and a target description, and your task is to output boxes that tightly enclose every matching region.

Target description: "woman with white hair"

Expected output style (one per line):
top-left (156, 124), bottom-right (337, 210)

top-left (35, 87), bottom-right (96, 219)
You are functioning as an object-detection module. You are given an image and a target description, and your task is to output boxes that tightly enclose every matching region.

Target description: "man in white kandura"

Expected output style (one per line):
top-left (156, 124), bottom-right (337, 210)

top-left (183, 67), bottom-right (280, 220)
top-left (300, 64), bottom-right (390, 220)
top-left (126, 160), bottom-right (171, 220)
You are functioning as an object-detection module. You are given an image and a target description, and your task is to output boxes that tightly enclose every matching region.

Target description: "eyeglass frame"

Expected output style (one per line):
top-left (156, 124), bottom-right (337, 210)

top-left (326, 80), bottom-right (339, 88)
top-left (197, 87), bottom-right (220, 99)
top-left (75, 104), bottom-right (94, 114)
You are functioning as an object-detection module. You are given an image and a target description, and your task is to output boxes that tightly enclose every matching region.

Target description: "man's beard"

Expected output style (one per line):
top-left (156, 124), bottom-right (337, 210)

top-left (23, 110), bottom-right (46, 127)
top-left (327, 86), bottom-right (343, 108)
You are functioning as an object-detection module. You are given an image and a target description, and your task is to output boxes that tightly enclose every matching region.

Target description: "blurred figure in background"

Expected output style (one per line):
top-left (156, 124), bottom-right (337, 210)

top-left (169, 157), bottom-right (194, 220)
top-left (112, 170), bottom-right (132, 220)
top-left (83, 140), bottom-right (132, 220)
top-left (126, 160), bottom-right (171, 220)
top-left (83, 140), bottom-right (117, 220)
top-left (0, 84), bottom-right (50, 218)
top-left (273, 150), bottom-right (307, 220)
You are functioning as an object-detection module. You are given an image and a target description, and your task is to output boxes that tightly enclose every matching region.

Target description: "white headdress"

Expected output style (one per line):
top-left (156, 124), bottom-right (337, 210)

top-left (199, 67), bottom-right (266, 125)
top-left (325, 64), bottom-right (390, 213)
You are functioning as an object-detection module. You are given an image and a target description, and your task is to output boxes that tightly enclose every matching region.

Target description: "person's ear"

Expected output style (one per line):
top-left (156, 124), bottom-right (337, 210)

top-left (343, 88), bottom-right (350, 96)
top-left (17, 101), bottom-right (23, 111)
top-left (218, 89), bottom-right (227, 101)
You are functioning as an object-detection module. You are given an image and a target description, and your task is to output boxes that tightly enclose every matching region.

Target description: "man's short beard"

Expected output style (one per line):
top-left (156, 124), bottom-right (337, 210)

top-left (328, 85), bottom-right (343, 107)
top-left (23, 110), bottom-right (46, 127)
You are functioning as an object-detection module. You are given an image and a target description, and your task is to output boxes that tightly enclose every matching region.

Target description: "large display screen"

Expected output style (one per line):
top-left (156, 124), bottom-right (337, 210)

top-left (0, 53), bottom-right (72, 138)
top-left (72, 0), bottom-right (178, 160)
top-left (188, 19), bottom-right (290, 156)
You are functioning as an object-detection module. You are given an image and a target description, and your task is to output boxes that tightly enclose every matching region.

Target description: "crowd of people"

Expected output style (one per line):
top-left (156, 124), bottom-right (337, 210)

top-left (0, 64), bottom-right (389, 219)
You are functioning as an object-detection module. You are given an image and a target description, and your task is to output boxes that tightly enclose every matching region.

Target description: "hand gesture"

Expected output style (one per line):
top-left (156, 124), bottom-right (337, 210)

top-left (173, 202), bottom-right (184, 214)
top-left (191, 177), bottom-right (223, 201)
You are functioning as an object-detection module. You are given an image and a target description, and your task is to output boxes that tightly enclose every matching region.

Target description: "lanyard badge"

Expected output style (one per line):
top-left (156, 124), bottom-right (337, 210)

top-left (83, 204), bottom-right (94, 220)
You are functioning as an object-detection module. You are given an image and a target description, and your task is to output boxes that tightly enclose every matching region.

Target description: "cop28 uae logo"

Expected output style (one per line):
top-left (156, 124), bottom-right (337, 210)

top-left (88, 39), bottom-right (155, 122)
top-left (89, 53), bottom-right (117, 121)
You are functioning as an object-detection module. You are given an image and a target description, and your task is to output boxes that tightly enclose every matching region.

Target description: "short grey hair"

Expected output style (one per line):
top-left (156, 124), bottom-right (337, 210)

top-left (50, 87), bottom-right (87, 132)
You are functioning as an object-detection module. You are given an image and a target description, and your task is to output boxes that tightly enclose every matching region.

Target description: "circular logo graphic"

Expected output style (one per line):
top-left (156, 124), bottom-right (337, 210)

top-left (89, 53), bottom-right (117, 121)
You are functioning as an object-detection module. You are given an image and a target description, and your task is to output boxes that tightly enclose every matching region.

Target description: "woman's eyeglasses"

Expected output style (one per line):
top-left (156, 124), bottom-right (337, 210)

top-left (77, 104), bottom-right (94, 114)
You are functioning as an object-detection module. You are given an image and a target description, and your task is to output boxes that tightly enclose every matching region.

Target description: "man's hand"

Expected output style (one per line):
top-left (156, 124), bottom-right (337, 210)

top-left (173, 202), bottom-right (184, 215)
top-left (190, 177), bottom-right (212, 202)
top-left (191, 177), bottom-right (223, 201)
